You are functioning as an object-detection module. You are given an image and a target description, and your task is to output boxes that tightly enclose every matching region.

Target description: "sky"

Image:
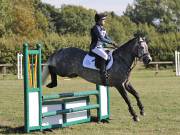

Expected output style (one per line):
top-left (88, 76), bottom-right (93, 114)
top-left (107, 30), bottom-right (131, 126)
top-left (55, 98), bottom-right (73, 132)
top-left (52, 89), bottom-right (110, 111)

top-left (41, 0), bottom-right (134, 16)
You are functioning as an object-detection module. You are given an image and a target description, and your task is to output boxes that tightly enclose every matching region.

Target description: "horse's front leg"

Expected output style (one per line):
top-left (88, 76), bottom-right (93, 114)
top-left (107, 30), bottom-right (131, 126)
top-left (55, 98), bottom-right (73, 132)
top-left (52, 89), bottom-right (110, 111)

top-left (124, 82), bottom-right (145, 116)
top-left (115, 84), bottom-right (139, 122)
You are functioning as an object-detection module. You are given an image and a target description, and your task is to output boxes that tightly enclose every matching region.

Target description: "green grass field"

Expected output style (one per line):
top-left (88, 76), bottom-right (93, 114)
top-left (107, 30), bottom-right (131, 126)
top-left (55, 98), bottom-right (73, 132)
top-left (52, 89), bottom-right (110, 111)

top-left (0, 68), bottom-right (180, 135)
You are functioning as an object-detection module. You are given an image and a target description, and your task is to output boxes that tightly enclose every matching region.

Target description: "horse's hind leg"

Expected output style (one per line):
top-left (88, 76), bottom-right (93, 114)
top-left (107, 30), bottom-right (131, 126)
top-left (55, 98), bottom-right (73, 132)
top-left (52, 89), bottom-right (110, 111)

top-left (115, 84), bottom-right (139, 122)
top-left (46, 66), bottom-right (57, 88)
top-left (124, 82), bottom-right (145, 116)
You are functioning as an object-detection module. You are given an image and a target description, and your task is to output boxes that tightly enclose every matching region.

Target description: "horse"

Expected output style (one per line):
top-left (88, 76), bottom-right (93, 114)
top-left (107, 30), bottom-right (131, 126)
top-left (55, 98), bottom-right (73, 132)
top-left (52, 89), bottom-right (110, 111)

top-left (42, 35), bottom-right (152, 122)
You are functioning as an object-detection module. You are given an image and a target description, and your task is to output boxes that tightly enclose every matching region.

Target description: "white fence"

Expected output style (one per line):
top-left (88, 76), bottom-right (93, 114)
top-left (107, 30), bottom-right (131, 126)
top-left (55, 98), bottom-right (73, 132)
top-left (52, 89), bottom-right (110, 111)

top-left (175, 51), bottom-right (180, 76)
top-left (17, 53), bottom-right (47, 79)
top-left (17, 53), bottom-right (23, 79)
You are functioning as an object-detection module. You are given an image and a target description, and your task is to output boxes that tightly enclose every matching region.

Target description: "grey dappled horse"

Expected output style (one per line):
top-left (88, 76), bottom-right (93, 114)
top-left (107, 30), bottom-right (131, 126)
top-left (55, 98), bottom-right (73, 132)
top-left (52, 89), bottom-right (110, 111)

top-left (42, 36), bottom-right (152, 122)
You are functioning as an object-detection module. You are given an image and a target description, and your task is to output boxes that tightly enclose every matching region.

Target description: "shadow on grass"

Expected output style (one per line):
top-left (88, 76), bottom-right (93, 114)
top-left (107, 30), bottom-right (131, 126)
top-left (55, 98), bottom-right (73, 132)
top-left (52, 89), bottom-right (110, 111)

top-left (91, 116), bottom-right (110, 123)
top-left (0, 125), bottom-right (60, 134)
top-left (0, 117), bottom-right (110, 134)
top-left (0, 125), bottom-right (24, 134)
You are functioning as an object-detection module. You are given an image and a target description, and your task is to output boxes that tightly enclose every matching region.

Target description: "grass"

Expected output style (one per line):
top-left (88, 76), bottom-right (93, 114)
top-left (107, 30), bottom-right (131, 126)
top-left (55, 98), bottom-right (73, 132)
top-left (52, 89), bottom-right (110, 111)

top-left (0, 67), bottom-right (180, 135)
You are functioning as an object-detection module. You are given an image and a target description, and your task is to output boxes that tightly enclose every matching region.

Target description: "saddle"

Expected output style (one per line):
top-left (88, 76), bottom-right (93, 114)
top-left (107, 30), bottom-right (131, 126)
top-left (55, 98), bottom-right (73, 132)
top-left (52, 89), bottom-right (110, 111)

top-left (82, 50), bottom-right (113, 70)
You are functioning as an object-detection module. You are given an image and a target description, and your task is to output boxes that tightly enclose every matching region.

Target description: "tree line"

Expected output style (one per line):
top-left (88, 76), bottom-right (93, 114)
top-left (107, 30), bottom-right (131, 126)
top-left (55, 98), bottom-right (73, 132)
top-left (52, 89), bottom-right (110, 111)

top-left (0, 0), bottom-right (180, 66)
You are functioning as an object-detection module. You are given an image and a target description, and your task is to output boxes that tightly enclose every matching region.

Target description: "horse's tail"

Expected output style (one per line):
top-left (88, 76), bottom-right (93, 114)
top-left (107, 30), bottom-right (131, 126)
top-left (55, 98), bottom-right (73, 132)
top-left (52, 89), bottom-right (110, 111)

top-left (42, 48), bottom-right (64, 85)
top-left (42, 60), bottom-right (50, 85)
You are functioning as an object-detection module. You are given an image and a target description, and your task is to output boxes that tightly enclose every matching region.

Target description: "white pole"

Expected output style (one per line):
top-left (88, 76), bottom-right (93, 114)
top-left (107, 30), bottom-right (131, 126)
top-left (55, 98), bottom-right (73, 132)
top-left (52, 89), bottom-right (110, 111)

top-left (17, 53), bottom-right (19, 79)
top-left (175, 51), bottom-right (180, 76)
top-left (20, 54), bottom-right (23, 79)
top-left (175, 51), bottom-right (177, 76)
top-left (177, 52), bottom-right (180, 76)
top-left (17, 53), bottom-right (23, 79)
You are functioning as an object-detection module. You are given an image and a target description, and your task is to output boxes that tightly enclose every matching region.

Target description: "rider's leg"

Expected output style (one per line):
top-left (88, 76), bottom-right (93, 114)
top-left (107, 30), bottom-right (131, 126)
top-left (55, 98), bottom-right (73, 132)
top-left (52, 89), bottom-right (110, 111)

top-left (99, 58), bottom-right (108, 85)
top-left (91, 47), bottom-right (108, 60)
top-left (91, 47), bottom-right (109, 85)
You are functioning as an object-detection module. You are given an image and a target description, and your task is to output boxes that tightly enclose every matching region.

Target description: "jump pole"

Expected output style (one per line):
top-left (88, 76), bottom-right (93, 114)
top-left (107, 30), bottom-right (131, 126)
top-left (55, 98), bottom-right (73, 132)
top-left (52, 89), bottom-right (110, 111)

top-left (175, 51), bottom-right (180, 76)
top-left (17, 53), bottom-right (23, 79)
top-left (23, 43), bottom-right (110, 133)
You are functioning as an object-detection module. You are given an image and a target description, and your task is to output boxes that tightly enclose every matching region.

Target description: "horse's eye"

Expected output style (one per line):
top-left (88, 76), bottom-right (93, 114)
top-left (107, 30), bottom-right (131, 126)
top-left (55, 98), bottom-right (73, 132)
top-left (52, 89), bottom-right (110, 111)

top-left (139, 46), bottom-right (144, 49)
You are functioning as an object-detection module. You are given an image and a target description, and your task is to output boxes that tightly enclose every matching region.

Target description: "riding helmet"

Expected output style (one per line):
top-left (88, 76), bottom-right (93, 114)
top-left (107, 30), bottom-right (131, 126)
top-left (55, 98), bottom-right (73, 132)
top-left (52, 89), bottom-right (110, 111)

top-left (95, 13), bottom-right (107, 22)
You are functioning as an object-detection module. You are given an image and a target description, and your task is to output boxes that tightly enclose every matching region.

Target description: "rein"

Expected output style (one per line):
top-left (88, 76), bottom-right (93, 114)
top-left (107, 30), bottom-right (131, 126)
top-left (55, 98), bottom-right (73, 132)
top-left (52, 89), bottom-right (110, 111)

top-left (129, 58), bottom-right (137, 73)
top-left (106, 43), bottom-right (138, 74)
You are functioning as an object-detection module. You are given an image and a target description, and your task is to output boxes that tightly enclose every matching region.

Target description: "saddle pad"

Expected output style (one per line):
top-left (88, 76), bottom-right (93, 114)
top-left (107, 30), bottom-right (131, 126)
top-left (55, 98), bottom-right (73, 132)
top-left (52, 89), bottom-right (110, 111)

top-left (83, 51), bottom-right (113, 70)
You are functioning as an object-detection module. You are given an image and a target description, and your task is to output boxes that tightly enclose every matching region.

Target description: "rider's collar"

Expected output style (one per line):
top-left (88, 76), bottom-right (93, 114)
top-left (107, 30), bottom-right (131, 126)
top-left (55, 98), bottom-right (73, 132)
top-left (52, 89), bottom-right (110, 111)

top-left (96, 23), bottom-right (104, 29)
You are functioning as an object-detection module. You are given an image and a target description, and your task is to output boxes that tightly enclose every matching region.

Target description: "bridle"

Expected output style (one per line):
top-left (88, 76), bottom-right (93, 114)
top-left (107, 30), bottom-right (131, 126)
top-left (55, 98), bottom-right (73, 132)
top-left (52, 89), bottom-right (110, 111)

top-left (136, 38), bottom-right (149, 60)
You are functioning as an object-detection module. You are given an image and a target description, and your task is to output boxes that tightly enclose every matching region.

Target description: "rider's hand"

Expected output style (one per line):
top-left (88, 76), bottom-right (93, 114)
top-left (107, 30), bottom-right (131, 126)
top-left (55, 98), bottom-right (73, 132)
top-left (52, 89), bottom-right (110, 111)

top-left (112, 41), bottom-right (118, 48)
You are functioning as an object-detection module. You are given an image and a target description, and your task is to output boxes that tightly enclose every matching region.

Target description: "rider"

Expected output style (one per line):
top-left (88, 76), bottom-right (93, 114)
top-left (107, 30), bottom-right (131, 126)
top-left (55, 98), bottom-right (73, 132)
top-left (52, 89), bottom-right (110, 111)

top-left (90, 13), bottom-right (117, 85)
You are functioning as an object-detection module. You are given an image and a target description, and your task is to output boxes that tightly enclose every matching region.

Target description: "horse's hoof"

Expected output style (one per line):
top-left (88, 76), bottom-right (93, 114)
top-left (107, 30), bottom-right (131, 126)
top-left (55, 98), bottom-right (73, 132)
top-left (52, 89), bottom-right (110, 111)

top-left (46, 83), bottom-right (57, 88)
top-left (133, 116), bottom-right (140, 122)
top-left (140, 111), bottom-right (146, 116)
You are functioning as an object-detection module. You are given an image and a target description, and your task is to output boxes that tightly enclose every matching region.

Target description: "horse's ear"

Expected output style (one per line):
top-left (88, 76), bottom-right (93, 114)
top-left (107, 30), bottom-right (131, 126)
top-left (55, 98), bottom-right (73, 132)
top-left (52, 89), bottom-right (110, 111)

top-left (134, 30), bottom-right (151, 44)
top-left (133, 30), bottom-right (147, 38)
top-left (145, 37), bottom-right (151, 44)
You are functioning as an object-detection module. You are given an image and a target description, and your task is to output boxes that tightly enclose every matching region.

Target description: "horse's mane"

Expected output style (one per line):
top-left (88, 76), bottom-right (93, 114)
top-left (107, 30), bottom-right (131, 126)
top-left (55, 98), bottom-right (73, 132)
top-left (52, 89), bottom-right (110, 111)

top-left (114, 37), bottom-right (137, 54)
top-left (119, 37), bottom-right (136, 49)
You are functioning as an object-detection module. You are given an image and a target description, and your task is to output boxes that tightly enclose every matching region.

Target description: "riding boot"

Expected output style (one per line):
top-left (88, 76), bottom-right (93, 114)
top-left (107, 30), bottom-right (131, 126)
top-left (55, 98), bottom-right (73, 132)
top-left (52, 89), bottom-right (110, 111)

top-left (99, 58), bottom-right (108, 85)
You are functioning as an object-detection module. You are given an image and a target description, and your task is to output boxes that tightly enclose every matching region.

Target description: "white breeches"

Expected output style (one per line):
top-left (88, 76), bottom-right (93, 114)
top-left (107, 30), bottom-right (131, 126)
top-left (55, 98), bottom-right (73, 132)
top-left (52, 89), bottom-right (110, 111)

top-left (92, 47), bottom-right (108, 60)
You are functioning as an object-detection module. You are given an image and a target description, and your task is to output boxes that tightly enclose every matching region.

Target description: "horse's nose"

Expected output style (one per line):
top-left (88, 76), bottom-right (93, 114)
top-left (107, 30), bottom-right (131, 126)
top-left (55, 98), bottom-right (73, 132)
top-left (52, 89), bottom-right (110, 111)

top-left (143, 55), bottom-right (152, 65)
top-left (146, 58), bottom-right (151, 64)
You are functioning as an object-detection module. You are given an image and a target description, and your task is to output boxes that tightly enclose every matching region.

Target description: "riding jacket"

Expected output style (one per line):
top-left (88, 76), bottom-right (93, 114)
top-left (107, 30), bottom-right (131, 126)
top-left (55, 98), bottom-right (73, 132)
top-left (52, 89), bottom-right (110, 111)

top-left (90, 24), bottom-right (113, 50)
top-left (90, 24), bottom-right (113, 60)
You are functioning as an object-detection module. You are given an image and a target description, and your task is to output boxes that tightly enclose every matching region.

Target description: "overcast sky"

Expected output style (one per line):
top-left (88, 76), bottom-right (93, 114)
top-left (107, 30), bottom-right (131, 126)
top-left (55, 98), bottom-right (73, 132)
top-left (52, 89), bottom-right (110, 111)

top-left (41, 0), bottom-right (134, 16)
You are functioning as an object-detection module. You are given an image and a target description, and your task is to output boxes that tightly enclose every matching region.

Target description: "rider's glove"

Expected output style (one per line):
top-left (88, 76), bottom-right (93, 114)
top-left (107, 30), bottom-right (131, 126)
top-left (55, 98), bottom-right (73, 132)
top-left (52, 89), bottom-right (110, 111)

top-left (112, 41), bottom-right (118, 48)
top-left (103, 43), bottom-right (107, 47)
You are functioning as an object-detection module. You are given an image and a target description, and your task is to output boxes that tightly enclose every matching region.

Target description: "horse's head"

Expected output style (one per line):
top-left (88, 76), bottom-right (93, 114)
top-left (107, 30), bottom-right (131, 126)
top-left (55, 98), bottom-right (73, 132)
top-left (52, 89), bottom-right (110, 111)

top-left (134, 36), bottom-right (152, 65)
